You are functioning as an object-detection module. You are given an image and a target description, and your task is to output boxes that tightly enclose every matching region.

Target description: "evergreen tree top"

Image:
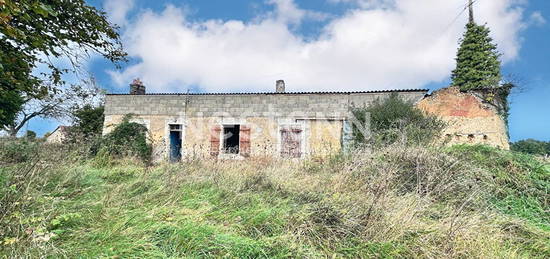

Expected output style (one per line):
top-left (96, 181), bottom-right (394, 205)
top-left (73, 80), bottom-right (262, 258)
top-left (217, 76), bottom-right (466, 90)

top-left (451, 22), bottom-right (502, 91)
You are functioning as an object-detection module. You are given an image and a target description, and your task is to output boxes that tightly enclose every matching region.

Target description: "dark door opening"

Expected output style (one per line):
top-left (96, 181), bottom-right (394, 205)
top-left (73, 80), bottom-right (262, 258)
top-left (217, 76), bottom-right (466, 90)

top-left (169, 126), bottom-right (182, 162)
top-left (223, 125), bottom-right (240, 154)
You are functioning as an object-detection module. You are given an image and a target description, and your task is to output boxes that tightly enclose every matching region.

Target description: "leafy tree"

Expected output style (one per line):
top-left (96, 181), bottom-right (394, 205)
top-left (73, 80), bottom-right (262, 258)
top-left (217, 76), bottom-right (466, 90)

top-left (451, 22), bottom-right (502, 91)
top-left (511, 139), bottom-right (549, 156)
top-left (3, 89), bottom-right (70, 137)
top-left (25, 130), bottom-right (36, 140)
top-left (0, 0), bottom-right (126, 128)
top-left (70, 105), bottom-right (105, 139)
top-left (2, 78), bottom-right (104, 137)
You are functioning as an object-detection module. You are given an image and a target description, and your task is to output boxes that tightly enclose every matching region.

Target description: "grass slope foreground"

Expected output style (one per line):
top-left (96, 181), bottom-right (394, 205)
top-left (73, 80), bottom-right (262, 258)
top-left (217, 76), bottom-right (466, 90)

top-left (0, 141), bottom-right (549, 258)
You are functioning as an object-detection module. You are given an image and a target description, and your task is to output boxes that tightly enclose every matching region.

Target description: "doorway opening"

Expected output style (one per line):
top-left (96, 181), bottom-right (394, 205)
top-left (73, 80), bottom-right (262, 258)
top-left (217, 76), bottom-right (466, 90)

top-left (169, 124), bottom-right (182, 162)
top-left (223, 125), bottom-right (240, 154)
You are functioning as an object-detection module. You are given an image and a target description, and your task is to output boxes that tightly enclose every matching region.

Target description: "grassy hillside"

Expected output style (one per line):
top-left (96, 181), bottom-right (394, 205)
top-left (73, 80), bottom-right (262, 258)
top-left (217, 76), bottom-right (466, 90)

top-left (0, 142), bottom-right (548, 258)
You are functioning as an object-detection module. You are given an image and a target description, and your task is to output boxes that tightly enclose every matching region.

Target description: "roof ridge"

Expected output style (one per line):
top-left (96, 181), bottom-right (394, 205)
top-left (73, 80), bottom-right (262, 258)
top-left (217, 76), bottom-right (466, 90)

top-left (106, 89), bottom-right (429, 96)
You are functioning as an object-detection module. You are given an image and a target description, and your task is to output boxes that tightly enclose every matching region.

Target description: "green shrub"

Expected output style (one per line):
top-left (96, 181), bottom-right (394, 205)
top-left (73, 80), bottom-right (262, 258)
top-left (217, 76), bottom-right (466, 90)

top-left (100, 115), bottom-right (152, 163)
top-left (351, 93), bottom-right (445, 146)
top-left (25, 130), bottom-right (36, 141)
top-left (0, 138), bottom-right (39, 164)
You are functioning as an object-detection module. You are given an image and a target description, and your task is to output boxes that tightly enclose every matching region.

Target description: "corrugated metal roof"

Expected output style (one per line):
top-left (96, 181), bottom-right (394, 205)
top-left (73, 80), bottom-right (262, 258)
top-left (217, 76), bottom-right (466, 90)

top-left (107, 89), bottom-right (429, 96)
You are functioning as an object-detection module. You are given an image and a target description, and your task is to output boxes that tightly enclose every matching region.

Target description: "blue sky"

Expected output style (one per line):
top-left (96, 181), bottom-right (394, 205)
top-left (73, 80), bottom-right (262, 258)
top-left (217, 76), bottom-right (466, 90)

top-left (26, 0), bottom-right (549, 142)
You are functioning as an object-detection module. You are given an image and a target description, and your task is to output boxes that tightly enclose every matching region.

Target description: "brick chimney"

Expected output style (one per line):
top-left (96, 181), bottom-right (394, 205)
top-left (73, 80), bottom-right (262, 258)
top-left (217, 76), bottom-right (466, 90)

top-left (276, 80), bottom-right (285, 93)
top-left (130, 78), bottom-right (145, 95)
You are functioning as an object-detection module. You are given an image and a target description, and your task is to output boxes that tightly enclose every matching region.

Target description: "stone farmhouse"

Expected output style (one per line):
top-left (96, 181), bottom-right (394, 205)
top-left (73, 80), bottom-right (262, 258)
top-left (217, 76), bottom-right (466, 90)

top-left (103, 79), bottom-right (509, 162)
top-left (46, 126), bottom-right (71, 144)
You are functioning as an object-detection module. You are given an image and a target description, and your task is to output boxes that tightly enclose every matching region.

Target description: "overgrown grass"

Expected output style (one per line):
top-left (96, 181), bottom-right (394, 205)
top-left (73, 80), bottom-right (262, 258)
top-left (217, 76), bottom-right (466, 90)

top-left (1, 141), bottom-right (549, 258)
top-left (447, 145), bottom-right (549, 231)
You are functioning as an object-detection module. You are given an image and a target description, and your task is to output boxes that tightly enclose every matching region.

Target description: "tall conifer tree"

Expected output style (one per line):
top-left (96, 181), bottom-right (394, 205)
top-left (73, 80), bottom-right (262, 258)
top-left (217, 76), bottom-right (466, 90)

top-left (451, 1), bottom-right (502, 91)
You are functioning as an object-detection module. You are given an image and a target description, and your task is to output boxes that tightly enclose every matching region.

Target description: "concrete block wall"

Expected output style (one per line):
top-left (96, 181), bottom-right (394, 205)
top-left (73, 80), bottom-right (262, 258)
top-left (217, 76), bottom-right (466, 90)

top-left (104, 91), bottom-right (427, 118)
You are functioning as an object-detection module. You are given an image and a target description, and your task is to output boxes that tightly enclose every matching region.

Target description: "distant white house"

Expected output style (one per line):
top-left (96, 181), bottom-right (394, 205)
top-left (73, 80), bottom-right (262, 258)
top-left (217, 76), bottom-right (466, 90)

top-left (46, 126), bottom-right (70, 144)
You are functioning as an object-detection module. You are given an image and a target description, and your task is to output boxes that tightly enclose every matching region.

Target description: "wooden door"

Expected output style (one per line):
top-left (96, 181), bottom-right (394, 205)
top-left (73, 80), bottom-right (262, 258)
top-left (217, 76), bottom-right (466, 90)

top-left (281, 128), bottom-right (302, 158)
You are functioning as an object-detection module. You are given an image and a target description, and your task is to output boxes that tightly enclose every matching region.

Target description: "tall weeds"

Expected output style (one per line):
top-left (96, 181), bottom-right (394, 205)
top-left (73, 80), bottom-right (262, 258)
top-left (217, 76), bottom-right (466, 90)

top-left (0, 139), bottom-right (548, 258)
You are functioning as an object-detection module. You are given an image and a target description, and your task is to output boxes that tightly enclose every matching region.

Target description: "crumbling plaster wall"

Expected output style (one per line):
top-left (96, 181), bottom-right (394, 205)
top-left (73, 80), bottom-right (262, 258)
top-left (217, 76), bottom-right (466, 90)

top-left (104, 114), bottom-right (344, 161)
top-left (307, 120), bottom-right (343, 157)
top-left (103, 114), bottom-right (172, 160)
top-left (416, 87), bottom-right (510, 150)
top-left (103, 91), bottom-right (427, 161)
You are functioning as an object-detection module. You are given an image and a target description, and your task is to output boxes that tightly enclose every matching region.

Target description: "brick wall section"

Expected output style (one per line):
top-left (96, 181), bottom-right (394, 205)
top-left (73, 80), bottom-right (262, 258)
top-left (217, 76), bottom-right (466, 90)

top-left (416, 87), bottom-right (510, 149)
top-left (104, 91), bottom-right (428, 118)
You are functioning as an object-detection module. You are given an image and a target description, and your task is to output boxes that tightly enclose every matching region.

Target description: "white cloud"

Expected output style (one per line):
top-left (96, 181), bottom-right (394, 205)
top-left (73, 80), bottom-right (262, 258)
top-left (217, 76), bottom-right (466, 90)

top-left (108, 0), bottom-right (529, 93)
top-left (266, 0), bottom-right (327, 24)
top-left (327, 0), bottom-right (395, 9)
top-left (529, 11), bottom-right (546, 26)
top-left (104, 0), bottom-right (135, 27)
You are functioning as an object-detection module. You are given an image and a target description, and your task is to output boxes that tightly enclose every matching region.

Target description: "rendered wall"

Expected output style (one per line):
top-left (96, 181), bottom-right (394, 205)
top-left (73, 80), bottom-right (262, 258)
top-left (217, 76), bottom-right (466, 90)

top-left (307, 120), bottom-right (343, 157)
top-left (104, 114), bottom-right (344, 161)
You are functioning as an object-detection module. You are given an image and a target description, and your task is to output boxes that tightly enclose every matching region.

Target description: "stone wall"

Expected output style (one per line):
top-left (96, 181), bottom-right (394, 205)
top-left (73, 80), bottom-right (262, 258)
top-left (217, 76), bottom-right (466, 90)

top-left (104, 90), bottom-right (427, 161)
top-left (46, 126), bottom-right (69, 144)
top-left (416, 87), bottom-right (509, 149)
top-left (103, 87), bottom-right (511, 161)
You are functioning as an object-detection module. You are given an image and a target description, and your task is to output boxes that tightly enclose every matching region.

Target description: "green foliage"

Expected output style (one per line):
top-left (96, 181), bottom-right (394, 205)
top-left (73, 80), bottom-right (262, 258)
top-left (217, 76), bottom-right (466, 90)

top-left (69, 105), bottom-right (105, 140)
top-left (49, 213), bottom-right (82, 231)
top-left (0, 0), bottom-right (126, 127)
top-left (100, 115), bottom-right (152, 163)
top-left (25, 130), bottom-right (36, 140)
top-left (0, 89), bottom-right (24, 129)
top-left (0, 138), bottom-right (38, 164)
top-left (447, 145), bottom-right (549, 230)
top-left (351, 93), bottom-right (445, 146)
top-left (452, 22), bottom-right (502, 91)
top-left (512, 139), bottom-right (550, 156)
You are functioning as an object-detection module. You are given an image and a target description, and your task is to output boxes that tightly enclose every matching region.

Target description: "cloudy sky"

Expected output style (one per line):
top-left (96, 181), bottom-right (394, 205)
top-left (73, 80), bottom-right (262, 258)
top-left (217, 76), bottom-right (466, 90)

top-left (29, 0), bottom-right (550, 141)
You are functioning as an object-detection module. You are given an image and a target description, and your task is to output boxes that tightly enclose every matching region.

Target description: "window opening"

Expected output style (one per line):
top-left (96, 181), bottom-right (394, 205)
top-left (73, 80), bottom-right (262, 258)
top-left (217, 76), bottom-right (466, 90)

top-left (223, 125), bottom-right (240, 154)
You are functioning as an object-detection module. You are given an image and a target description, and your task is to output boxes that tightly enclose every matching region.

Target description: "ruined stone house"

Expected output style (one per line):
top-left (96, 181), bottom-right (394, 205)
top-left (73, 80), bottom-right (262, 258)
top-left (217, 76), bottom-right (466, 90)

top-left (417, 86), bottom-right (510, 150)
top-left (103, 79), bottom-right (509, 162)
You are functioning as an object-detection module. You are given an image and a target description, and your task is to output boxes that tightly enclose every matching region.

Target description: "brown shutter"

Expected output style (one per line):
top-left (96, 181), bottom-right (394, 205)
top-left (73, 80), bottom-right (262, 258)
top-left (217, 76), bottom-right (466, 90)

top-left (281, 126), bottom-right (302, 158)
top-left (210, 125), bottom-right (221, 157)
top-left (239, 125), bottom-right (251, 157)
